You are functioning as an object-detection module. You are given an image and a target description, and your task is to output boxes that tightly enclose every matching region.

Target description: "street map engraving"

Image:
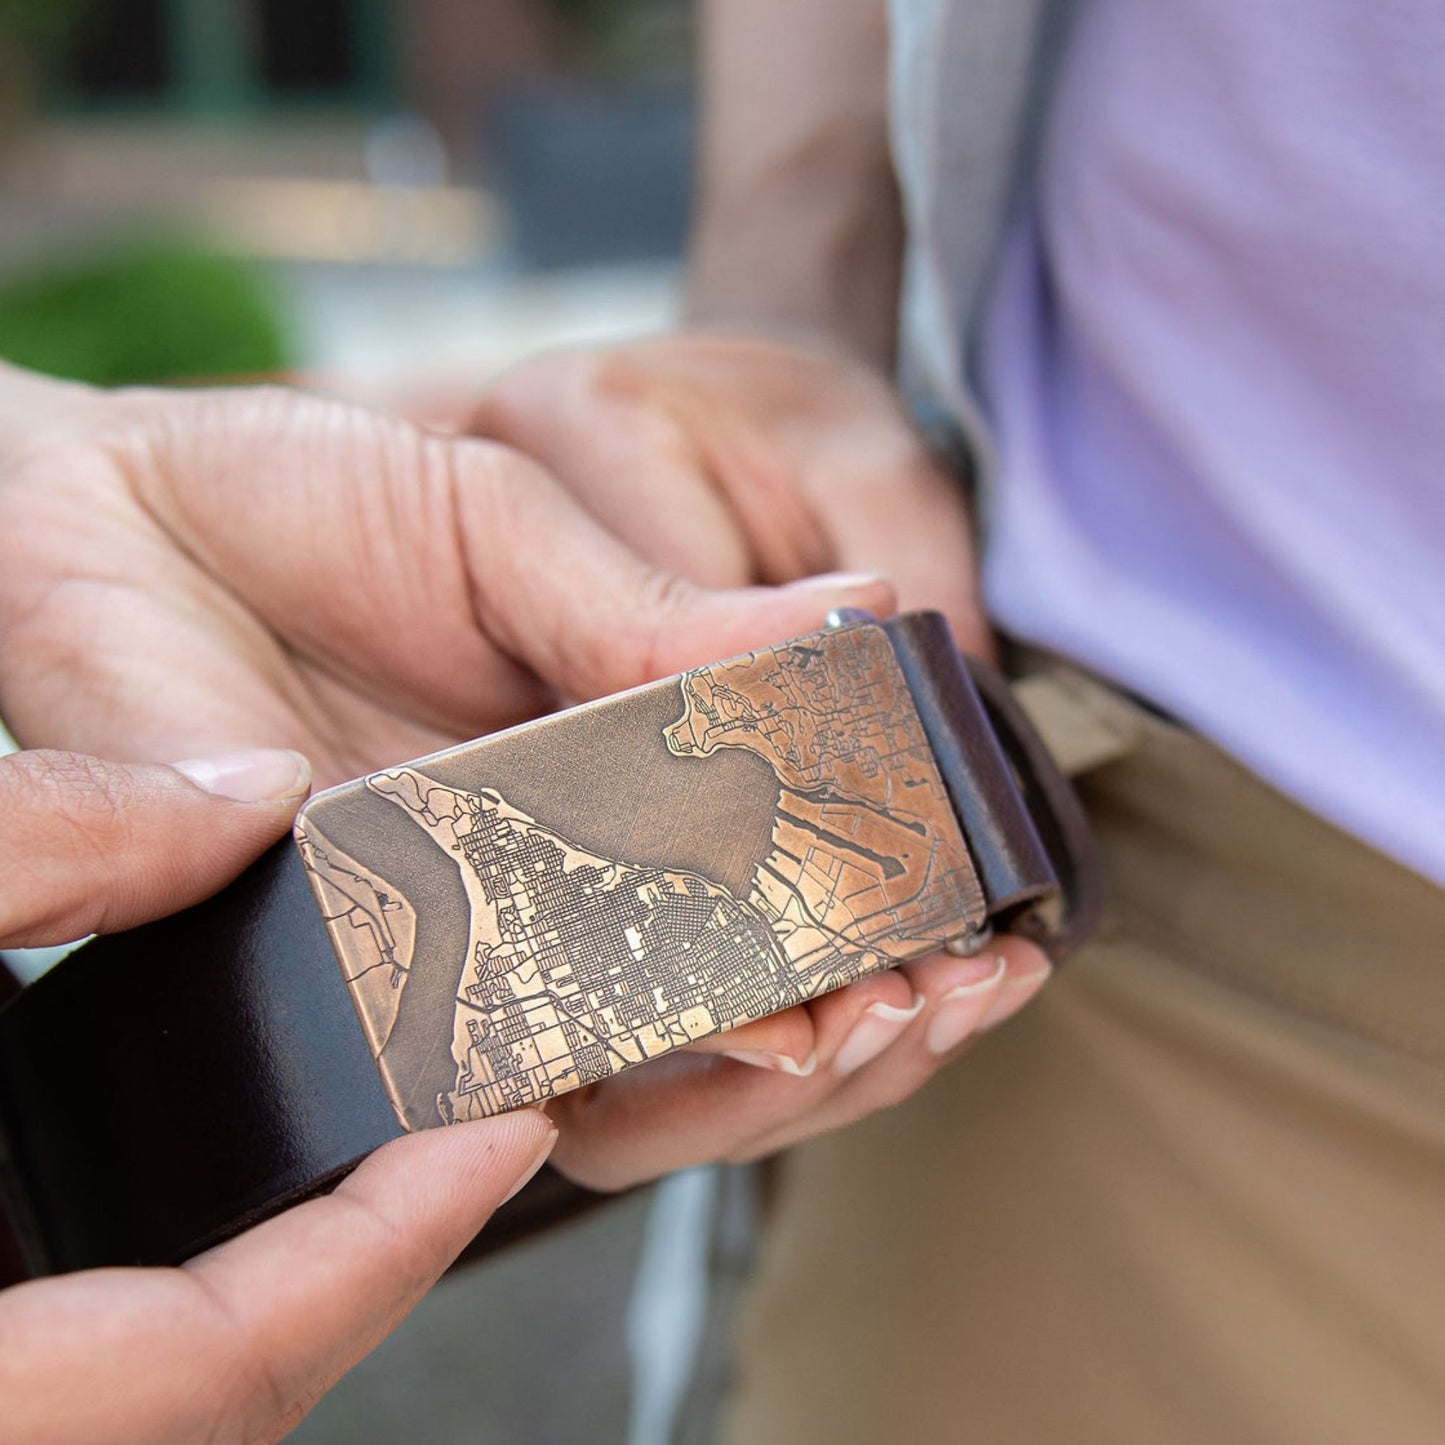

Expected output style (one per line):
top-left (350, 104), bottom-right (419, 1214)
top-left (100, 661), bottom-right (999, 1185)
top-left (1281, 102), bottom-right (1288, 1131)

top-left (296, 622), bottom-right (984, 1125)
top-left (368, 767), bottom-right (799, 1120)
top-left (295, 824), bottom-right (415, 1058)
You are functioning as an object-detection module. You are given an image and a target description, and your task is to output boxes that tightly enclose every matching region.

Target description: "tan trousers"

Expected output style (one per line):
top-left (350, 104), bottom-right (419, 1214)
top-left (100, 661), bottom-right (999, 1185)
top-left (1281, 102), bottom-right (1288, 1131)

top-left (723, 679), bottom-right (1445, 1444)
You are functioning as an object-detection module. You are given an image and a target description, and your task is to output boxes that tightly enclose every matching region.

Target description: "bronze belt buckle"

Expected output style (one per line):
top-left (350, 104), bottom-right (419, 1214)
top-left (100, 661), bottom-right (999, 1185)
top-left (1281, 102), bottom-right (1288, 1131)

top-left (295, 610), bottom-right (1080, 1130)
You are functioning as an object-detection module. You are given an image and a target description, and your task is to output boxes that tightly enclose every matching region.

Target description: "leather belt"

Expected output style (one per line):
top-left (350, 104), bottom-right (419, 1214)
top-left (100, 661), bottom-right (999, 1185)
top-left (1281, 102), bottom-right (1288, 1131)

top-left (0, 611), bottom-right (1099, 1277)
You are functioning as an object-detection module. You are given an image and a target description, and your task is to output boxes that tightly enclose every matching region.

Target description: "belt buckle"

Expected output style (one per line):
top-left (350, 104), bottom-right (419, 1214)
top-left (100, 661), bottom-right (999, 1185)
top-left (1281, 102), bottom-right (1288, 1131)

top-left (295, 611), bottom-right (1069, 1129)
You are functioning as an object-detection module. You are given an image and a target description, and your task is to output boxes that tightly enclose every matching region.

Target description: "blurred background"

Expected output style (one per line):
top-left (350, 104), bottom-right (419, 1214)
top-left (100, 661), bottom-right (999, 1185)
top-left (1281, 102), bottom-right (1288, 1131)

top-left (0, 0), bottom-right (693, 396)
top-left (0, 3), bottom-right (740, 1442)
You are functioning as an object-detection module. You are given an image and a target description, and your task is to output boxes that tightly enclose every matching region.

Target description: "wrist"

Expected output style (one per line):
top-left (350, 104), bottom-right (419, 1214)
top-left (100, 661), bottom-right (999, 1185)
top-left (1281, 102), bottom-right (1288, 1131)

top-left (685, 131), bottom-right (903, 368)
top-left (686, 0), bottom-right (902, 367)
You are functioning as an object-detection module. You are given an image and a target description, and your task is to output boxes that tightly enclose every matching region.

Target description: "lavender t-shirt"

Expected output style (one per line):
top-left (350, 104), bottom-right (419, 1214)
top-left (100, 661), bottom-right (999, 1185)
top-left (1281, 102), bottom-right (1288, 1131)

top-left (981, 0), bottom-right (1445, 884)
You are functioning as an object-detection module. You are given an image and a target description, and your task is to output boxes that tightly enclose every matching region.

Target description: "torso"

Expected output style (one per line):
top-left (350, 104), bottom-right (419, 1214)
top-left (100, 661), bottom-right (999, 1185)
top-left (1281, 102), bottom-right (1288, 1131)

top-left (914, 0), bottom-right (1445, 883)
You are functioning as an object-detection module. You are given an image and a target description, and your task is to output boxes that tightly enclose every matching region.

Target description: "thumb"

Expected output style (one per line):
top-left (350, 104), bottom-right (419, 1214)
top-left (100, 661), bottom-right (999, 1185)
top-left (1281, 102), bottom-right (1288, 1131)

top-left (181, 1110), bottom-right (557, 1443)
top-left (461, 451), bottom-right (897, 699)
top-left (0, 747), bottom-right (311, 948)
top-left (0, 1112), bottom-right (557, 1445)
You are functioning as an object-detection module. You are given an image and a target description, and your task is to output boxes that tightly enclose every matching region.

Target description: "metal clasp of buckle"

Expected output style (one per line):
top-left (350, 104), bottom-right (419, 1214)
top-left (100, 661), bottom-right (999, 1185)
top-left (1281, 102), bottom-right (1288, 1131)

top-left (294, 611), bottom-right (1089, 1128)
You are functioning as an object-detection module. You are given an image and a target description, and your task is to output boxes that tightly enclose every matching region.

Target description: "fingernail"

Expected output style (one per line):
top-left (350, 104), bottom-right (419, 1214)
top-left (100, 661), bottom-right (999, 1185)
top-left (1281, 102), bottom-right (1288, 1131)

top-left (783, 570), bottom-right (889, 594)
top-left (926, 956), bottom-right (1007, 1055)
top-left (978, 963), bottom-right (1054, 1033)
top-left (172, 749), bottom-right (312, 802)
top-left (502, 1120), bottom-right (559, 1203)
top-left (834, 997), bottom-right (924, 1075)
top-left (722, 1049), bottom-right (818, 1077)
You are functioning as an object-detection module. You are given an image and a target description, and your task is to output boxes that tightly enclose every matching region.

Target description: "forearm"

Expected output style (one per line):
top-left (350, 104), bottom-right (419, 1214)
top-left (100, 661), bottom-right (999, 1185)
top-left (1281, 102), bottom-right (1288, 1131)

top-left (685, 0), bottom-right (903, 368)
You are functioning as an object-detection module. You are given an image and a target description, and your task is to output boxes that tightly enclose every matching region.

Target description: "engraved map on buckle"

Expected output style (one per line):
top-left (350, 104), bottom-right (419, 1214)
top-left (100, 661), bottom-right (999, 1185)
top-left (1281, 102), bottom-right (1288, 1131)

top-left (295, 622), bottom-right (986, 1129)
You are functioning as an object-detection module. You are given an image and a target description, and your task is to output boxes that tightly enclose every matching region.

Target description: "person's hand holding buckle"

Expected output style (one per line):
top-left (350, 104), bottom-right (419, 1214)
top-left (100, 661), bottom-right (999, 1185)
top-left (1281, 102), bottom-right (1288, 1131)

top-left (0, 747), bottom-right (556, 1444)
top-left (0, 362), bottom-right (881, 780)
top-left (454, 332), bottom-right (1056, 1189)
top-left (469, 332), bottom-right (992, 653)
top-left (0, 362), bottom-right (1042, 1196)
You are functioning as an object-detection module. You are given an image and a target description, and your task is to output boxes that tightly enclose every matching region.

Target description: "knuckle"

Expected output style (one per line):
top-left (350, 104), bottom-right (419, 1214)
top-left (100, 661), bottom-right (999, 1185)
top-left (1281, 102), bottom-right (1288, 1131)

top-left (468, 377), bottom-right (527, 442)
top-left (0, 751), bottom-right (140, 942)
top-left (479, 350), bottom-right (613, 438)
top-left (0, 749), bottom-right (130, 825)
top-left (449, 440), bottom-right (551, 620)
top-left (628, 567), bottom-right (695, 683)
top-left (583, 348), bottom-right (649, 405)
top-left (221, 381), bottom-right (316, 435)
top-left (456, 433), bottom-right (551, 498)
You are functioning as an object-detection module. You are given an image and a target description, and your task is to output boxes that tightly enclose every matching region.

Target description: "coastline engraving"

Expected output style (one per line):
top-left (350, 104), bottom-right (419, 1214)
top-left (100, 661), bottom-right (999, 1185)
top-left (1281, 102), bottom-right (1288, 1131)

top-left (297, 623), bottom-right (984, 1124)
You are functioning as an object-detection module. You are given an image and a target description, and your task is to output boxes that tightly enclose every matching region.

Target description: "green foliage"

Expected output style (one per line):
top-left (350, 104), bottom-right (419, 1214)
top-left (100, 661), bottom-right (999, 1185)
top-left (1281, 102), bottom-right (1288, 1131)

top-left (0, 238), bottom-right (293, 385)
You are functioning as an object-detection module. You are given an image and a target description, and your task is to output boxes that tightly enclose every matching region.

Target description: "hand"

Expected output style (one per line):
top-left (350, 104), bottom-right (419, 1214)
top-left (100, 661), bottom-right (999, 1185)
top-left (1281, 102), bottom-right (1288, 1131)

top-left (548, 937), bottom-right (1051, 1190)
top-left (0, 360), bottom-right (1043, 1199)
top-left (0, 363), bottom-right (889, 784)
top-left (469, 332), bottom-right (1053, 1191)
top-left (0, 364), bottom-right (931, 1188)
top-left (469, 331), bottom-right (992, 654)
top-left (0, 747), bottom-right (556, 1445)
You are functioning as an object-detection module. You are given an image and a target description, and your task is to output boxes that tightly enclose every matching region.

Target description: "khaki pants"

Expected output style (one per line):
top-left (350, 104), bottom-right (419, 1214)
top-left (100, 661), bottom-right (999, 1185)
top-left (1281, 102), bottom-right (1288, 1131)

top-left (723, 681), bottom-right (1445, 1444)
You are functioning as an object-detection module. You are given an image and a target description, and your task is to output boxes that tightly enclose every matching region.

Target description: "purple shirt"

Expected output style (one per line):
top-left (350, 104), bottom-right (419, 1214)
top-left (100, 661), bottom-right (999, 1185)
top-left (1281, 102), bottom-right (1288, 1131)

top-left (982, 0), bottom-right (1445, 883)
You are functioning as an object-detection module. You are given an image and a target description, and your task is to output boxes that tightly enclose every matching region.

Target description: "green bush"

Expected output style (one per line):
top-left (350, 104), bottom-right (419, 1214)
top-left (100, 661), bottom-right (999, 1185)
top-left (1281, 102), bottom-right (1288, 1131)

top-left (0, 238), bottom-right (293, 385)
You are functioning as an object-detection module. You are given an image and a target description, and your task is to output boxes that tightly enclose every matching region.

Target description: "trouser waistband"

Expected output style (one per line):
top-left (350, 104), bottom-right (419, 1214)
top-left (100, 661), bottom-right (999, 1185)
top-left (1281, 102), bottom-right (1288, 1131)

top-left (1014, 655), bottom-right (1445, 1067)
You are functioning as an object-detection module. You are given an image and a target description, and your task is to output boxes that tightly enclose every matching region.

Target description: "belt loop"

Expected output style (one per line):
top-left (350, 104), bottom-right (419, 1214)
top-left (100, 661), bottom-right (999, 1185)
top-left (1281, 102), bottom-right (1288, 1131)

top-left (1008, 660), bottom-right (1150, 779)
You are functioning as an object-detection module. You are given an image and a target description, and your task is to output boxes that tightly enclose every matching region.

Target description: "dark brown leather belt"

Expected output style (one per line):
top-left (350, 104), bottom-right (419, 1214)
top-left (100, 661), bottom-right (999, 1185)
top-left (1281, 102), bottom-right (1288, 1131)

top-left (0, 612), bottom-right (1098, 1276)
